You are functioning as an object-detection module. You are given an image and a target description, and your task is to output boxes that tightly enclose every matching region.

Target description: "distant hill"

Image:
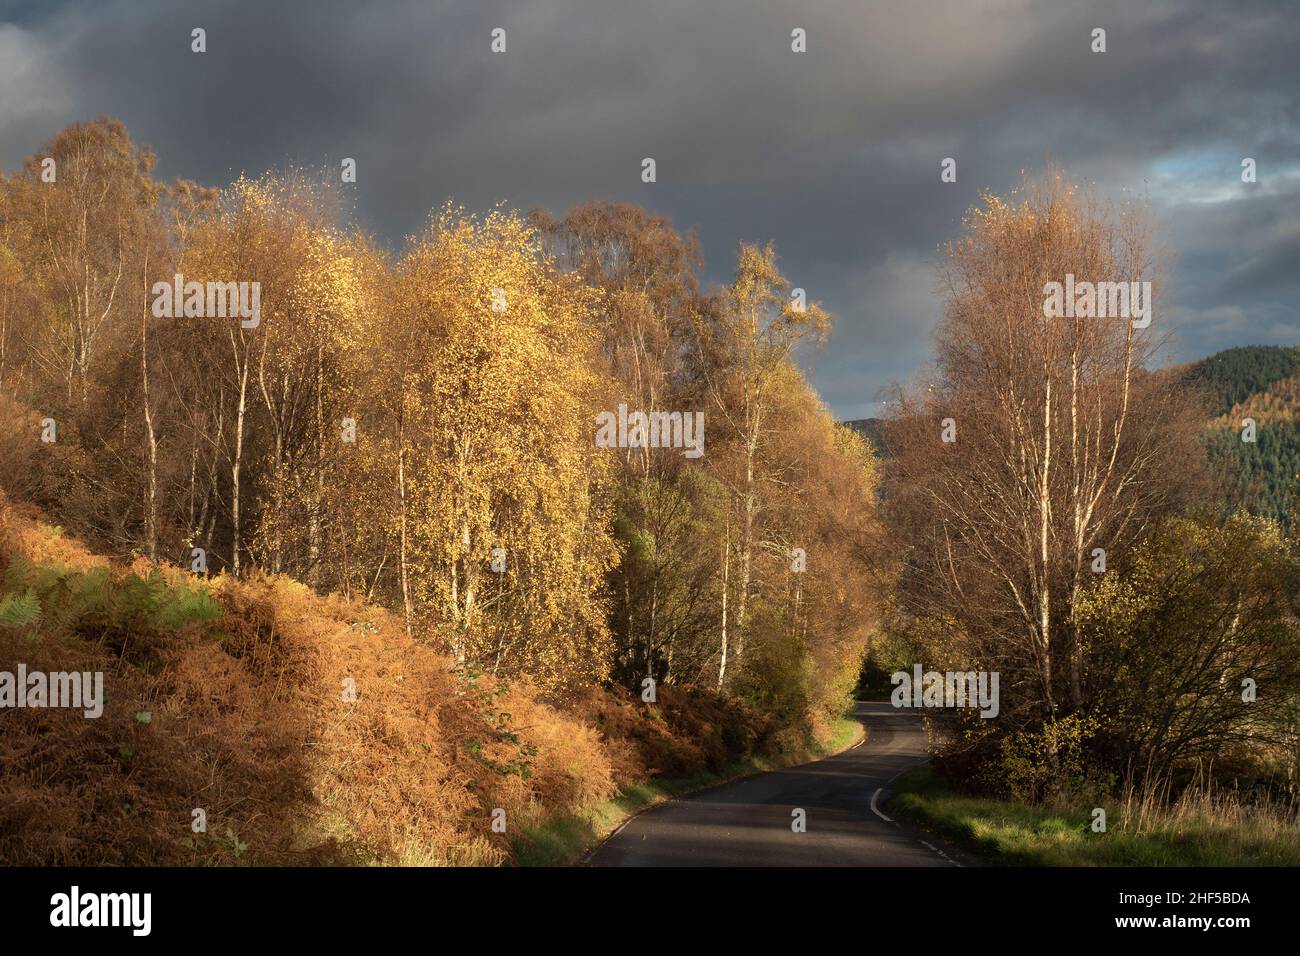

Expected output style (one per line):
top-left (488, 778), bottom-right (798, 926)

top-left (1184, 346), bottom-right (1300, 527)
top-left (842, 417), bottom-right (886, 455)
top-left (1183, 345), bottom-right (1300, 417)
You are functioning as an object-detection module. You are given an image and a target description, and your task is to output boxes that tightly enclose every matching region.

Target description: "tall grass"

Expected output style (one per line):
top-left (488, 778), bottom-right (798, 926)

top-left (891, 764), bottom-right (1300, 866)
top-left (1116, 768), bottom-right (1300, 858)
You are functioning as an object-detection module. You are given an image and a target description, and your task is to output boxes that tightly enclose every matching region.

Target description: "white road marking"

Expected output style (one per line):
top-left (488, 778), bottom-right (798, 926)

top-left (872, 760), bottom-right (965, 866)
top-left (921, 840), bottom-right (962, 867)
top-left (870, 787), bottom-right (893, 822)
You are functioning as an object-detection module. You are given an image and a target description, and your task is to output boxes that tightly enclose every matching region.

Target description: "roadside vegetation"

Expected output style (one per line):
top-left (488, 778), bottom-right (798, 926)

top-left (890, 766), bottom-right (1300, 867)
top-left (1, 495), bottom-right (817, 865)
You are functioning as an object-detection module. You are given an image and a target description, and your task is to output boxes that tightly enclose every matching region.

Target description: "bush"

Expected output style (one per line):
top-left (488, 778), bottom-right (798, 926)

top-left (982, 715), bottom-right (1113, 805)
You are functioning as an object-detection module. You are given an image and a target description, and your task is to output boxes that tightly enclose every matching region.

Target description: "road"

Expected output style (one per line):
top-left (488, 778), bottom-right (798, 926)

top-left (587, 701), bottom-right (971, 866)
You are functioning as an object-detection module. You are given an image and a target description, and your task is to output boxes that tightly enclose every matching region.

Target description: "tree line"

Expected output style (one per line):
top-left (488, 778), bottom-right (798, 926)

top-left (8, 119), bottom-right (1290, 801)
top-left (0, 118), bottom-right (882, 738)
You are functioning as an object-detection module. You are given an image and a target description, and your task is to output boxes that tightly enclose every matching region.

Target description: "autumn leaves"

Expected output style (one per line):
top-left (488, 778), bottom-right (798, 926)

top-left (2, 120), bottom-right (882, 733)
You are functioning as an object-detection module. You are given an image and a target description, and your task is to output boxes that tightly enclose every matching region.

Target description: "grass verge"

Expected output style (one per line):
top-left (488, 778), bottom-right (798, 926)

top-left (513, 715), bottom-right (865, 867)
top-left (888, 765), bottom-right (1300, 866)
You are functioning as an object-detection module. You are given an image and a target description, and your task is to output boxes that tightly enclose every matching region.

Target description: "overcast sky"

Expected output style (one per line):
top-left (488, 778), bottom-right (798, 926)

top-left (1, 0), bottom-right (1297, 419)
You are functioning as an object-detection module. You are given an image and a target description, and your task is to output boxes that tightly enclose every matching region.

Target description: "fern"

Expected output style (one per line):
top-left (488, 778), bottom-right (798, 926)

top-left (0, 589), bottom-right (41, 628)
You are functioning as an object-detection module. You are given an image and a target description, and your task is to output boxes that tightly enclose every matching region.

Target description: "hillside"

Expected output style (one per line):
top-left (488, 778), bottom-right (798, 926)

top-left (0, 492), bottom-right (777, 865)
top-left (1183, 346), bottom-right (1300, 526)
top-left (1184, 345), bottom-right (1300, 415)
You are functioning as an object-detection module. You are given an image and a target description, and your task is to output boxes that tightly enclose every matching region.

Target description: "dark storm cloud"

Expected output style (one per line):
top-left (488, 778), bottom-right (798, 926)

top-left (1, 0), bottom-right (1296, 418)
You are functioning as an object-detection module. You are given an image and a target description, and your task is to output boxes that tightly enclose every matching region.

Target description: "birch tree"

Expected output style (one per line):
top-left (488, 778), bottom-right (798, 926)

top-left (887, 172), bottom-right (1202, 725)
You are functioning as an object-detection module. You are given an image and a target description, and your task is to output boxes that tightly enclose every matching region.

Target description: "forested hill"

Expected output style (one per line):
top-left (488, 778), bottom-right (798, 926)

top-left (1184, 346), bottom-right (1300, 526)
top-left (1185, 345), bottom-right (1300, 414)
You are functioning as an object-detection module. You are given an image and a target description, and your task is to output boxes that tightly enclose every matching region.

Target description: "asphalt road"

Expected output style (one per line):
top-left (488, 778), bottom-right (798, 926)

top-left (587, 701), bottom-right (971, 866)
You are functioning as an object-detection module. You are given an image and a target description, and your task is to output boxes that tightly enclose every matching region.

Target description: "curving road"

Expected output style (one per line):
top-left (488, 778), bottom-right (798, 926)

top-left (587, 701), bottom-right (972, 867)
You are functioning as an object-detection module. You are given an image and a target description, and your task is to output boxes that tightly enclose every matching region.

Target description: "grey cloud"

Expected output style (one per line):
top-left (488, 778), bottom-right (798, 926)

top-left (1, 0), bottom-right (1296, 415)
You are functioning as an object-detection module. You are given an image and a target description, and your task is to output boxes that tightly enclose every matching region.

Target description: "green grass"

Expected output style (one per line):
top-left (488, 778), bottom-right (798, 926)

top-left (513, 716), bottom-right (865, 867)
top-left (888, 765), bottom-right (1300, 866)
top-left (823, 716), bottom-right (863, 753)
